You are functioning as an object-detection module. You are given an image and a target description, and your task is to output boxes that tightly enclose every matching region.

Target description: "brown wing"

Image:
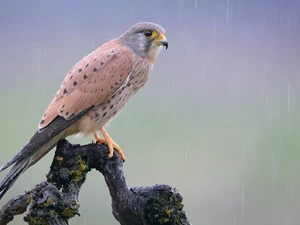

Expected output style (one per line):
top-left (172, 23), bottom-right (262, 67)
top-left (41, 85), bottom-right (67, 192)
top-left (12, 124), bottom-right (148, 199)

top-left (38, 40), bottom-right (133, 129)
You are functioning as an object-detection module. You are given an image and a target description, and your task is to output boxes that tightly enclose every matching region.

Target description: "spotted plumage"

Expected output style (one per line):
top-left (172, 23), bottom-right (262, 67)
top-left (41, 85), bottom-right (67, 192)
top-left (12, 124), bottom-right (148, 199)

top-left (39, 46), bottom-right (133, 127)
top-left (0, 22), bottom-right (168, 199)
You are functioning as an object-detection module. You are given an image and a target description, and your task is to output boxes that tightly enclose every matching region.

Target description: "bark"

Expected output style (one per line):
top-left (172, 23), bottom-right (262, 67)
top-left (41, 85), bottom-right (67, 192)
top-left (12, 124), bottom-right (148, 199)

top-left (0, 139), bottom-right (191, 225)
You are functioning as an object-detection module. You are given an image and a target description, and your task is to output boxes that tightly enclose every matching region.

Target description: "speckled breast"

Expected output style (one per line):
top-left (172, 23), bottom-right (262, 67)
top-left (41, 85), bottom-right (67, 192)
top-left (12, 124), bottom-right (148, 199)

top-left (78, 59), bottom-right (154, 134)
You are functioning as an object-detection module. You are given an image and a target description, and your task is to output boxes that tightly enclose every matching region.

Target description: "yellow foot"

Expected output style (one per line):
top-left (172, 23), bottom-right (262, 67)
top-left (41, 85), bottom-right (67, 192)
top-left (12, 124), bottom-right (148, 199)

top-left (93, 131), bottom-right (125, 161)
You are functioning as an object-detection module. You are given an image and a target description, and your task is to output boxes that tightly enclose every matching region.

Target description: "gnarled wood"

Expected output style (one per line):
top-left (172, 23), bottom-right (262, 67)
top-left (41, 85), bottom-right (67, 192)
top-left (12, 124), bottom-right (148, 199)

top-left (0, 139), bottom-right (191, 225)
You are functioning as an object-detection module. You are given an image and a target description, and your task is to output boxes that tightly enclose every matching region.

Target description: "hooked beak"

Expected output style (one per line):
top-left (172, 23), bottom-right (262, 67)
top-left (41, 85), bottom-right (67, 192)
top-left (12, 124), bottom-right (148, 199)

top-left (154, 34), bottom-right (168, 49)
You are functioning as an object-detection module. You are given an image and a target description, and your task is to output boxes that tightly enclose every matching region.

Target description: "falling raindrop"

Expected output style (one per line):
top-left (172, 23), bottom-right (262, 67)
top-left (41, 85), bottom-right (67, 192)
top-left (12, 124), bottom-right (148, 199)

top-left (262, 14), bottom-right (266, 30)
top-left (272, 151), bottom-right (276, 178)
top-left (241, 179), bottom-right (244, 218)
top-left (185, 140), bottom-right (189, 161)
top-left (265, 91), bottom-right (268, 109)
top-left (279, 14), bottom-right (283, 28)
top-left (287, 16), bottom-right (290, 33)
top-left (44, 42), bottom-right (47, 57)
top-left (16, 76), bottom-right (20, 92)
top-left (280, 130), bottom-right (283, 149)
top-left (272, 163), bottom-right (277, 197)
top-left (131, 8), bottom-right (135, 20)
top-left (202, 63), bottom-right (207, 78)
top-left (259, 184), bottom-right (264, 203)
top-left (252, 89), bottom-right (256, 102)
top-left (230, 4), bottom-right (233, 21)
top-left (226, 0), bottom-right (230, 23)
top-left (238, 1), bottom-right (242, 13)
top-left (43, 90), bottom-right (47, 106)
top-left (203, 154), bottom-right (208, 169)
top-left (290, 184), bottom-right (293, 200)
top-left (233, 216), bottom-right (237, 225)
top-left (172, 76), bottom-right (176, 94)
top-left (91, 36), bottom-right (94, 50)
top-left (212, 19), bottom-right (216, 48)
top-left (36, 49), bottom-right (42, 73)
top-left (288, 113), bottom-right (291, 132)
top-left (144, 123), bottom-right (148, 137)
top-left (287, 82), bottom-right (290, 114)
top-left (173, 108), bottom-right (177, 121)
top-left (297, 69), bottom-right (300, 88)
top-left (194, 0), bottom-right (198, 9)
top-left (177, 0), bottom-right (183, 25)
top-left (287, 82), bottom-right (292, 132)
top-left (227, 196), bottom-right (232, 211)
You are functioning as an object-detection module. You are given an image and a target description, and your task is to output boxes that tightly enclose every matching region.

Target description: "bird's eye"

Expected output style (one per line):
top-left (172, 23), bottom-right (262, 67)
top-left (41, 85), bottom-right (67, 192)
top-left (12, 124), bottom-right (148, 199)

top-left (143, 30), bottom-right (153, 38)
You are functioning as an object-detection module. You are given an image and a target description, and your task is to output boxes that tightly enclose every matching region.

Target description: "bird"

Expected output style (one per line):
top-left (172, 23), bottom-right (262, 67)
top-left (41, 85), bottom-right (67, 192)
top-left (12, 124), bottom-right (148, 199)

top-left (0, 22), bottom-right (168, 199)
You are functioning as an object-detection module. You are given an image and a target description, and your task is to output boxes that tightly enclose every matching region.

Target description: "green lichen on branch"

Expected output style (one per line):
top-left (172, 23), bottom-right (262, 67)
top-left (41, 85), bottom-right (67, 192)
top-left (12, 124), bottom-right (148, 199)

top-left (69, 156), bottom-right (89, 183)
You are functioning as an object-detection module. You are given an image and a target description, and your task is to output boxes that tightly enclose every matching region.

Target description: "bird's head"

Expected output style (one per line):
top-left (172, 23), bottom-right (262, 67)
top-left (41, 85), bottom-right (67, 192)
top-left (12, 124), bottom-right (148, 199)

top-left (120, 22), bottom-right (168, 61)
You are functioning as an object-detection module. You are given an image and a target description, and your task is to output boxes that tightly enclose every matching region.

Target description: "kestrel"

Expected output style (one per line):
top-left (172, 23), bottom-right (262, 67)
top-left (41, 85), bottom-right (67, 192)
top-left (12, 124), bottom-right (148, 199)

top-left (0, 22), bottom-right (168, 199)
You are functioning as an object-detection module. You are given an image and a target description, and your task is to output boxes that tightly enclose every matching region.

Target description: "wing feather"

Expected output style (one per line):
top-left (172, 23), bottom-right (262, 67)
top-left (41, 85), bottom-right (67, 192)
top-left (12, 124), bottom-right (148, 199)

top-left (39, 40), bottom-right (133, 129)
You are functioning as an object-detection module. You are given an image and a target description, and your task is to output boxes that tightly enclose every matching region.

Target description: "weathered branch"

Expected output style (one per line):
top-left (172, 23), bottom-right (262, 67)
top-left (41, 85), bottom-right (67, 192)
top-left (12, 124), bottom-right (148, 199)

top-left (0, 139), bottom-right (191, 225)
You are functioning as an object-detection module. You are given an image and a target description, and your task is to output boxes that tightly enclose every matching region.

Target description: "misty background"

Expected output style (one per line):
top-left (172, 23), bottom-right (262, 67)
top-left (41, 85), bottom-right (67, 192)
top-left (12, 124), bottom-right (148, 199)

top-left (1, 0), bottom-right (300, 224)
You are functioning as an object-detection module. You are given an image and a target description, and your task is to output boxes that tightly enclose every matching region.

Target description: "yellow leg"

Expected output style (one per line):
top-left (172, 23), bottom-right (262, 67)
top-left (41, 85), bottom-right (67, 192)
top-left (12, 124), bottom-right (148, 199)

top-left (93, 132), bottom-right (105, 143)
top-left (93, 128), bottom-right (125, 161)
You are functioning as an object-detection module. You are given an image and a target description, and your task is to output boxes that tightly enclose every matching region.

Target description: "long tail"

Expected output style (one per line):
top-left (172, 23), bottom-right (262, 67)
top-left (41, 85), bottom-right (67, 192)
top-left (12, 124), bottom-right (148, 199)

top-left (0, 133), bottom-right (64, 199)
top-left (0, 106), bottom-right (93, 200)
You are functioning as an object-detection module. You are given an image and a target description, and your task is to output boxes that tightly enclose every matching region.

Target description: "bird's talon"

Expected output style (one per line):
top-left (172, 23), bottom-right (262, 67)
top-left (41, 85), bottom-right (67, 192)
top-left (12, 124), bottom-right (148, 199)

top-left (107, 142), bottom-right (125, 161)
top-left (93, 133), bottom-right (125, 161)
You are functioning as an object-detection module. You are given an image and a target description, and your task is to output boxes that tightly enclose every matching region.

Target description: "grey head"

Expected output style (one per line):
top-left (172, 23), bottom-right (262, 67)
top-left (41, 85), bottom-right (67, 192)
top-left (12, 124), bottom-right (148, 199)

top-left (120, 22), bottom-right (168, 60)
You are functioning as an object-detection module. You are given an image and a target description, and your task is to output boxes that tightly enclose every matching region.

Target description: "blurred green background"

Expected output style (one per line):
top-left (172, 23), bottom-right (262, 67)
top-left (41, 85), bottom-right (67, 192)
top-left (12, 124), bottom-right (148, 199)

top-left (1, 0), bottom-right (300, 224)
